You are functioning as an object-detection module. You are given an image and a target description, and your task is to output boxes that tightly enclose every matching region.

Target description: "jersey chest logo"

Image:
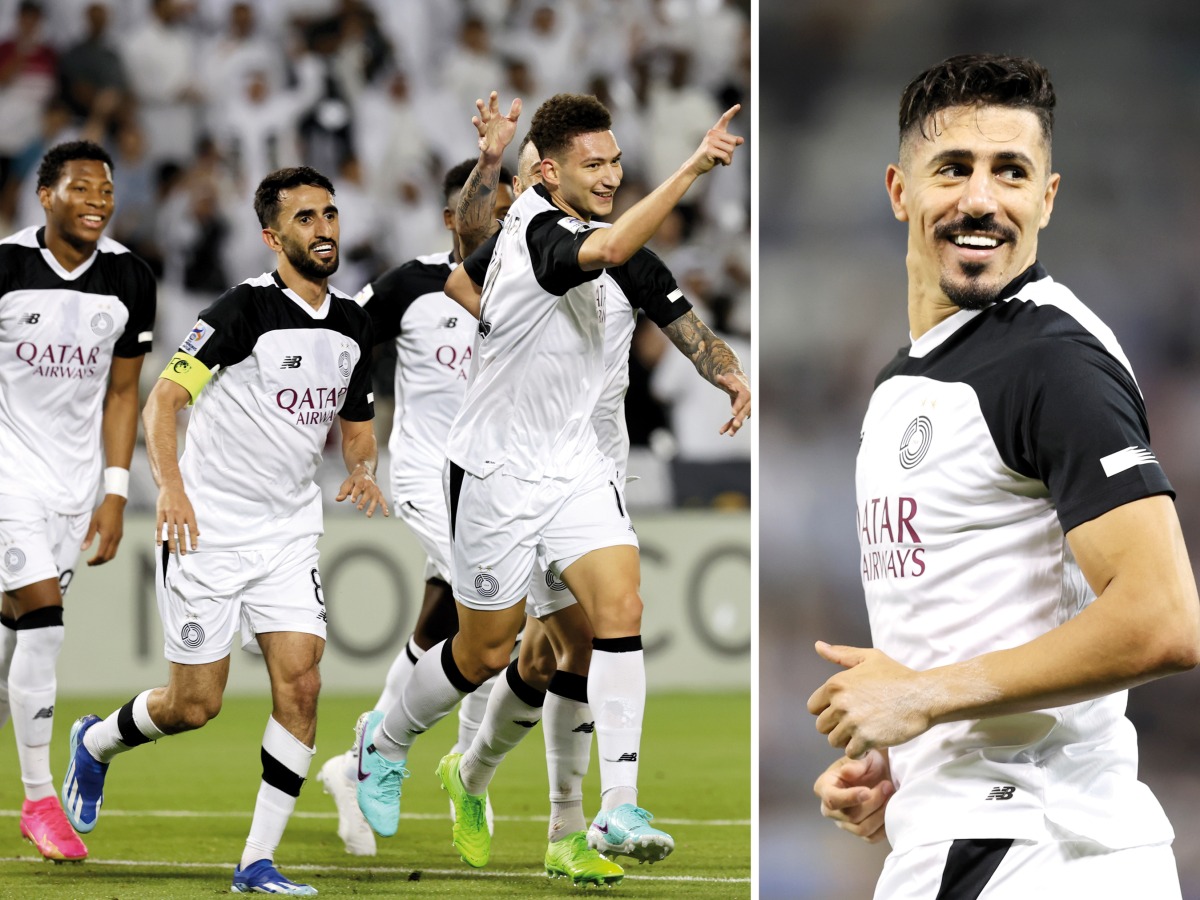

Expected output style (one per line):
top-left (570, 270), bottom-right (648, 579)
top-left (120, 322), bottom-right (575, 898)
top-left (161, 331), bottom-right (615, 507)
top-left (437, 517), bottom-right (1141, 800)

top-left (899, 416), bottom-right (933, 470)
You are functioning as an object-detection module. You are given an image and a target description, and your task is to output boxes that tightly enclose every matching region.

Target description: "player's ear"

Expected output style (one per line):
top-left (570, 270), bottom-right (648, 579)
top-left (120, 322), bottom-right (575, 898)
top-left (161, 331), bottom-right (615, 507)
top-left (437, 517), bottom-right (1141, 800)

top-left (443, 206), bottom-right (455, 232)
top-left (540, 157), bottom-right (558, 189)
top-left (885, 164), bottom-right (908, 222)
top-left (37, 185), bottom-right (52, 212)
top-left (261, 227), bottom-right (282, 252)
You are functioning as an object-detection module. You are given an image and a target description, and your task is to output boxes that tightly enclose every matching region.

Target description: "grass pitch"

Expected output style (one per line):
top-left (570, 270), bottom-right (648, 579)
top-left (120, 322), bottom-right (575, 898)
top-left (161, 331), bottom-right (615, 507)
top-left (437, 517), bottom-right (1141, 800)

top-left (0, 692), bottom-right (749, 898)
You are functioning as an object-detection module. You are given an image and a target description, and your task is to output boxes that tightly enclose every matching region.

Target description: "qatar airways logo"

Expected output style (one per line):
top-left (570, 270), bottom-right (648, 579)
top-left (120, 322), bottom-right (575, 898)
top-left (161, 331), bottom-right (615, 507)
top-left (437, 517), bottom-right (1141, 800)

top-left (858, 495), bottom-right (926, 582)
top-left (15, 342), bottom-right (101, 379)
top-left (436, 343), bottom-right (473, 380)
top-left (277, 386), bottom-right (347, 426)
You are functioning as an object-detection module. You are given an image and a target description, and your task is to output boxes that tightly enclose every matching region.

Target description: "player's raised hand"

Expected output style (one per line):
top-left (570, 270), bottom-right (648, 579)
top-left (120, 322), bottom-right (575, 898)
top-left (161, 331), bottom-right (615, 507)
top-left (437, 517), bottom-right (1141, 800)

top-left (473, 91), bottom-right (521, 161)
top-left (337, 466), bottom-right (390, 519)
top-left (716, 371), bottom-right (751, 435)
top-left (688, 105), bottom-right (745, 176)
top-left (83, 494), bottom-right (126, 566)
top-left (156, 482), bottom-right (199, 556)
top-left (813, 750), bottom-right (895, 843)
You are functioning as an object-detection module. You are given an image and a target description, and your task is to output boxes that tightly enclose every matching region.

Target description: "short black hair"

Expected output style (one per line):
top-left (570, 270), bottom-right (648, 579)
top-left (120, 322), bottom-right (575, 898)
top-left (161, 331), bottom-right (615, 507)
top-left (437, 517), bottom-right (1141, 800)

top-left (528, 93), bottom-right (612, 162)
top-left (253, 166), bottom-right (335, 228)
top-left (442, 159), bottom-right (514, 205)
top-left (898, 54), bottom-right (1055, 151)
top-left (36, 140), bottom-right (114, 190)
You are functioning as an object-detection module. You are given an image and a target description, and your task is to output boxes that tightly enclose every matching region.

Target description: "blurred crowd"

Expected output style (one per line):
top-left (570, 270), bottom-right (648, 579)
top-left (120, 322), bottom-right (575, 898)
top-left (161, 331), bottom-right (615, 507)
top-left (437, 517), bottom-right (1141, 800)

top-left (0, 0), bottom-right (752, 509)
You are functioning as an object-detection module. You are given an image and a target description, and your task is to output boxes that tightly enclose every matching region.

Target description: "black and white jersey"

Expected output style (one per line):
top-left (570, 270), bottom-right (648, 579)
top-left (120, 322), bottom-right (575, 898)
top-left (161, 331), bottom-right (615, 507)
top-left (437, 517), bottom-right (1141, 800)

top-left (355, 251), bottom-right (474, 498)
top-left (0, 226), bottom-right (155, 513)
top-left (451, 183), bottom-right (605, 482)
top-left (598, 248), bottom-right (690, 476)
top-left (858, 264), bottom-right (1174, 851)
top-left (169, 272), bottom-right (373, 549)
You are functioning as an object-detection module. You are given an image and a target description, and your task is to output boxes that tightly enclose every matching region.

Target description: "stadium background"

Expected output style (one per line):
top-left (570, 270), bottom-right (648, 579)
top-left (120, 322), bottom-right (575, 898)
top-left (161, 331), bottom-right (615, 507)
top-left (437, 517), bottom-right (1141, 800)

top-left (760, 2), bottom-right (1200, 898)
top-left (0, 0), bottom-right (751, 891)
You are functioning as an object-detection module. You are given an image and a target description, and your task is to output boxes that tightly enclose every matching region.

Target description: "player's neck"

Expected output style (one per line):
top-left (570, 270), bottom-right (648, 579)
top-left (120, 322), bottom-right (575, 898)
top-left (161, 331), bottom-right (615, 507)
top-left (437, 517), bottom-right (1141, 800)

top-left (43, 225), bottom-right (97, 272)
top-left (277, 262), bottom-right (328, 309)
top-left (550, 193), bottom-right (591, 223)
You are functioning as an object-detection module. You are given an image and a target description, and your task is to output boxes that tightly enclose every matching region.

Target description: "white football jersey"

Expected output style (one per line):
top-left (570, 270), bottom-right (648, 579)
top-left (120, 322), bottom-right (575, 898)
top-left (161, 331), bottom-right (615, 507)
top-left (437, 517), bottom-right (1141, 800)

top-left (857, 265), bottom-right (1174, 852)
top-left (448, 183), bottom-right (606, 482)
top-left (172, 272), bottom-right (373, 549)
top-left (0, 226), bottom-right (155, 513)
top-left (355, 251), bottom-right (474, 501)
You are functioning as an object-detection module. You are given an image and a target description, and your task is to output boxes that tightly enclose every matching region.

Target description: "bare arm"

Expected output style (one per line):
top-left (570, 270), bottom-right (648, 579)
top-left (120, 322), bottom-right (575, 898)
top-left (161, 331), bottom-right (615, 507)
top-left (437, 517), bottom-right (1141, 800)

top-left (336, 417), bottom-right (388, 518)
top-left (576, 106), bottom-right (744, 271)
top-left (445, 265), bottom-right (482, 318)
top-left (456, 91), bottom-right (521, 258)
top-left (808, 494), bottom-right (1200, 759)
top-left (143, 377), bottom-right (199, 554)
top-left (661, 310), bottom-right (751, 434)
top-left (83, 355), bottom-right (145, 565)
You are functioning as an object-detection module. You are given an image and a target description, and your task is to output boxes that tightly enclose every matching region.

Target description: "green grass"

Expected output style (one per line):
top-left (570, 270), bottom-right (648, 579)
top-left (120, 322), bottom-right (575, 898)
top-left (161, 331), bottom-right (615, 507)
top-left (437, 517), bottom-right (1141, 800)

top-left (0, 692), bottom-right (749, 898)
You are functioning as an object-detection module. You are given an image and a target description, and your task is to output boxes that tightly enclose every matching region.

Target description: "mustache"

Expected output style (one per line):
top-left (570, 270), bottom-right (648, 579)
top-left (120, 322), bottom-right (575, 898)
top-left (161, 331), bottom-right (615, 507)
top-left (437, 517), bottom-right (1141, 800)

top-left (934, 215), bottom-right (1016, 244)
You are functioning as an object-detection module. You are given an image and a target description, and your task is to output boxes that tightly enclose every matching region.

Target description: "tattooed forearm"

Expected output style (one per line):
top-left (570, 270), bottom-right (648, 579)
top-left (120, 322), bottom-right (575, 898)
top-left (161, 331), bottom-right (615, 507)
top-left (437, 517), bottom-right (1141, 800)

top-left (456, 166), bottom-right (502, 258)
top-left (663, 310), bottom-right (744, 386)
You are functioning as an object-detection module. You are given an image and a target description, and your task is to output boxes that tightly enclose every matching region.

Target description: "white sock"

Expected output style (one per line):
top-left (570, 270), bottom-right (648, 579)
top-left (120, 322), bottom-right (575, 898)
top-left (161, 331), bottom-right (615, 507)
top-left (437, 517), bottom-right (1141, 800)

top-left (375, 636), bottom-right (422, 713)
top-left (459, 661), bottom-right (544, 795)
top-left (241, 717), bottom-right (315, 869)
top-left (84, 689), bottom-right (167, 763)
top-left (377, 639), bottom-right (473, 762)
top-left (544, 670), bottom-right (591, 840)
top-left (9, 614), bottom-right (63, 800)
top-left (453, 671), bottom-right (496, 755)
top-left (590, 640), bottom-right (645, 811)
top-left (0, 614), bottom-right (17, 730)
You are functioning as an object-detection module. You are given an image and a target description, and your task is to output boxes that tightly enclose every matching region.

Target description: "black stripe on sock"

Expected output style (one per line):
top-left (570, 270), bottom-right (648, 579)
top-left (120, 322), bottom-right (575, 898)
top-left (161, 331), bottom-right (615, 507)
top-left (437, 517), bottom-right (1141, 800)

top-left (935, 838), bottom-right (1014, 900)
top-left (505, 660), bottom-right (546, 708)
top-left (440, 638), bottom-right (478, 694)
top-left (261, 748), bottom-right (305, 798)
top-left (405, 640), bottom-right (419, 665)
top-left (592, 635), bottom-right (642, 653)
top-left (15, 605), bottom-right (64, 629)
top-left (547, 670), bottom-right (588, 703)
top-left (117, 698), bottom-right (153, 748)
top-left (448, 463), bottom-right (465, 540)
top-left (0, 613), bottom-right (18, 630)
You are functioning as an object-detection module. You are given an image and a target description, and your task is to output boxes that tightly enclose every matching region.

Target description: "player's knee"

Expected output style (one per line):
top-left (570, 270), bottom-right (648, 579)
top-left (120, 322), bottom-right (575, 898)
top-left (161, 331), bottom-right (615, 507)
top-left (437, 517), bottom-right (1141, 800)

top-left (518, 647), bottom-right (556, 690)
top-left (167, 696), bottom-right (222, 732)
top-left (473, 645), bottom-right (513, 681)
top-left (598, 587), bottom-right (643, 634)
top-left (557, 636), bottom-right (592, 674)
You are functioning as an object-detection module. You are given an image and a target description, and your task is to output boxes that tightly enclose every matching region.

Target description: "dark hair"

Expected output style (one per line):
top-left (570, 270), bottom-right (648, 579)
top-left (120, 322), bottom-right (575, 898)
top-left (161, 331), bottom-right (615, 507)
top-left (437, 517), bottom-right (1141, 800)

top-left (898, 54), bottom-right (1055, 150)
top-left (253, 166), bottom-right (335, 228)
top-left (36, 140), bottom-right (114, 190)
top-left (441, 159), bottom-right (514, 205)
top-left (528, 93), bottom-right (612, 161)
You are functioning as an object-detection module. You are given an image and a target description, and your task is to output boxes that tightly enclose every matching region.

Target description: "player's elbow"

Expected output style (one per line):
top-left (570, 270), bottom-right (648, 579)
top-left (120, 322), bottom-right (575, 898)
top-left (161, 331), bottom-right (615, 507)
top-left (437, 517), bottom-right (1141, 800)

top-left (1140, 596), bottom-right (1200, 676)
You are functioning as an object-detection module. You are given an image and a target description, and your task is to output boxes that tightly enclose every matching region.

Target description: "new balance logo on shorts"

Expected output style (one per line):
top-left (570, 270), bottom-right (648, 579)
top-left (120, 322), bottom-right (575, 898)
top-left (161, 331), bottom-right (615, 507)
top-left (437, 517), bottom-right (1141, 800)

top-left (33, 706), bottom-right (53, 720)
top-left (280, 355), bottom-right (303, 368)
top-left (985, 786), bottom-right (1016, 801)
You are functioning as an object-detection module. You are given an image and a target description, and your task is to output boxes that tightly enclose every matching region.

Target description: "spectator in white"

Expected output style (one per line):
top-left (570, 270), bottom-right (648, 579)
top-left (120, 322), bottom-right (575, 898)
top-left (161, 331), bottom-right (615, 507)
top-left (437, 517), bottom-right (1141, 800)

top-left (199, 1), bottom-right (286, 139)
top-left (56, 2), bottom-right (129, 129)
top-left (502, 3), bottom-right (584, 95)
top-left (355, 70), bottom-right (436, 200)
top-left (692, 0), bottom-right (750, 96)
top-left (441, 15), bottom-right (504, 121)
top-left (0, 1), bottom-right (56, 227)
top-left (642, 49), bottom-right (721, 195)
top-left (119, 0), bottom-right (201, 168)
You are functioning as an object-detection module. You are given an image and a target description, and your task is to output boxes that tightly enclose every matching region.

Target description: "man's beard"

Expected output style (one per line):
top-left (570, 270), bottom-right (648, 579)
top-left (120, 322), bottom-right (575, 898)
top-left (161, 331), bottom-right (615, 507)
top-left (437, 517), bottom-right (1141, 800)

top-left (284, 237), bottom-right (338, 280)
top-left (940, 265), bottom-right (999, 311)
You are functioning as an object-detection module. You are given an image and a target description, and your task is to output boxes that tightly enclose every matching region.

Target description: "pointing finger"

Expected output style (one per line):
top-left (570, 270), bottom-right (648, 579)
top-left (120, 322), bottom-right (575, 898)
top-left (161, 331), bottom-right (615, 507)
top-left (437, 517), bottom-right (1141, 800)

top-left (714, 104), bottom-right (741, 131)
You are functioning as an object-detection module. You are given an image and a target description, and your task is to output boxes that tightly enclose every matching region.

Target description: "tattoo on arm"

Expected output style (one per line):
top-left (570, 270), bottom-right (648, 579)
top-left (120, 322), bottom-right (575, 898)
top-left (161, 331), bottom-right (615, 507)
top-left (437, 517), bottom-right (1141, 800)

top-left (663, 311), bottom-right (744, 385)
top-left (456, 166), bottom-right (501, 258)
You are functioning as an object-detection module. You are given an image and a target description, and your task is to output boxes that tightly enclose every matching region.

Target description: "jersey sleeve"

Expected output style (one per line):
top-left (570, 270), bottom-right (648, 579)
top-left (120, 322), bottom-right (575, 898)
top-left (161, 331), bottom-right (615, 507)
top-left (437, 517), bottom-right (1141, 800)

top-left (608, 247), bottom-right (692, 327)
top-left (1004, 338), bottom-right (1173, 532)
top-left (177, 284), bottom-right (260, 371)
top-left (112, 253), bottom-right (157, 358)
top-left (338, 308), bottom-right (375, 422)
top-left (356, 260), bottom-right (443, 344)
top-left (463, 233), bottom-right (499, 286)
top-left (525, 210), bottom-right (603, 295)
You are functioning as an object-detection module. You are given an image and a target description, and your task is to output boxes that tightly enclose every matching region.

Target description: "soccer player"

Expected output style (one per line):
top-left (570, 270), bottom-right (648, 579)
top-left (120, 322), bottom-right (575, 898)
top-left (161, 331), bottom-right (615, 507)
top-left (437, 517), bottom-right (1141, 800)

top-left (808, 54), bottom-right (1199, 898)
top-left (315, 158), bottom-right (514, 857)
top-left (61, 166), bottom-right (386, 895)
top-left (353, 91), bottom-right (744, 869)
top-left (0, 140), bottom-right (155, 863)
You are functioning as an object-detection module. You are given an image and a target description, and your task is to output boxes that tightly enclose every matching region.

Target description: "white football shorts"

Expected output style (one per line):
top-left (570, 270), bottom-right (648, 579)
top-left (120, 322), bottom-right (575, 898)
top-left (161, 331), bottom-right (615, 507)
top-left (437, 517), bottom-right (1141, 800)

top-left (447, 451), bottom-right (638, 611)
top-left (156, 537), bottom-right (326, 665)
top-left (0, 494), bottom-right (88, 596)
top-left (392, 475), bottom-right (453, 585)
top-left (875, 835), bottom-right (1180, 900)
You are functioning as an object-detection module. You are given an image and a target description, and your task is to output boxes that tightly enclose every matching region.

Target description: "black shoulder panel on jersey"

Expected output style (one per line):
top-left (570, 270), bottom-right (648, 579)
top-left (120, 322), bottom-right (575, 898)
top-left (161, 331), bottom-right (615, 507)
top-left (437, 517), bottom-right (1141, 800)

top-left (187, 282), bottom-right (264, 370)
top-left (525, 209), bottom-right (602, 296)
top-left (894, 298), bottom-right (1172, 532)
top-left (108, 250), bottom-right (157, 358)
top-left (464, 233), bottom-right (499, 287)
top-left (363, 258), bottom-right (453, 344)
top-left (332, 294), bottom-right (375, 421)
top-left (608, 247), bottom-right (691, 327)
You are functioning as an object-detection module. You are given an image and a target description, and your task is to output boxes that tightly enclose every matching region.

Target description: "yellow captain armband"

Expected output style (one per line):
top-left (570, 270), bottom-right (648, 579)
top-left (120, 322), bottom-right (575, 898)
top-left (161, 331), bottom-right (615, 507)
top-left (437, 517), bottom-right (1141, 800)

top-left (160, 352), bottom-right (213, 405)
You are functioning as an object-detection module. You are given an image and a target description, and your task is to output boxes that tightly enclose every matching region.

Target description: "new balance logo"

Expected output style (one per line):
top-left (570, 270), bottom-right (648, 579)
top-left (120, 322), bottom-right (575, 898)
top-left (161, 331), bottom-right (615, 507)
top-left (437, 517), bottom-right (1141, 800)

top-left (985, 786), bottom-right (1016, 801)
top-left (19, 313), bottom-right (40, 324)
top-left (572, 722), bottom-right (594, 734)
top-left (280, 355), bottom-right (303, 369)
top-left (33, 706), bottom-right (54, 720)
top-left (513, 720), bottom-right (539, 729)
top-left (1100, 446), bottom-right (1158, 477)
top-left (441, 317), bottom-right (458, 328)
top-left (617, 752), bottom-right (638, 762)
